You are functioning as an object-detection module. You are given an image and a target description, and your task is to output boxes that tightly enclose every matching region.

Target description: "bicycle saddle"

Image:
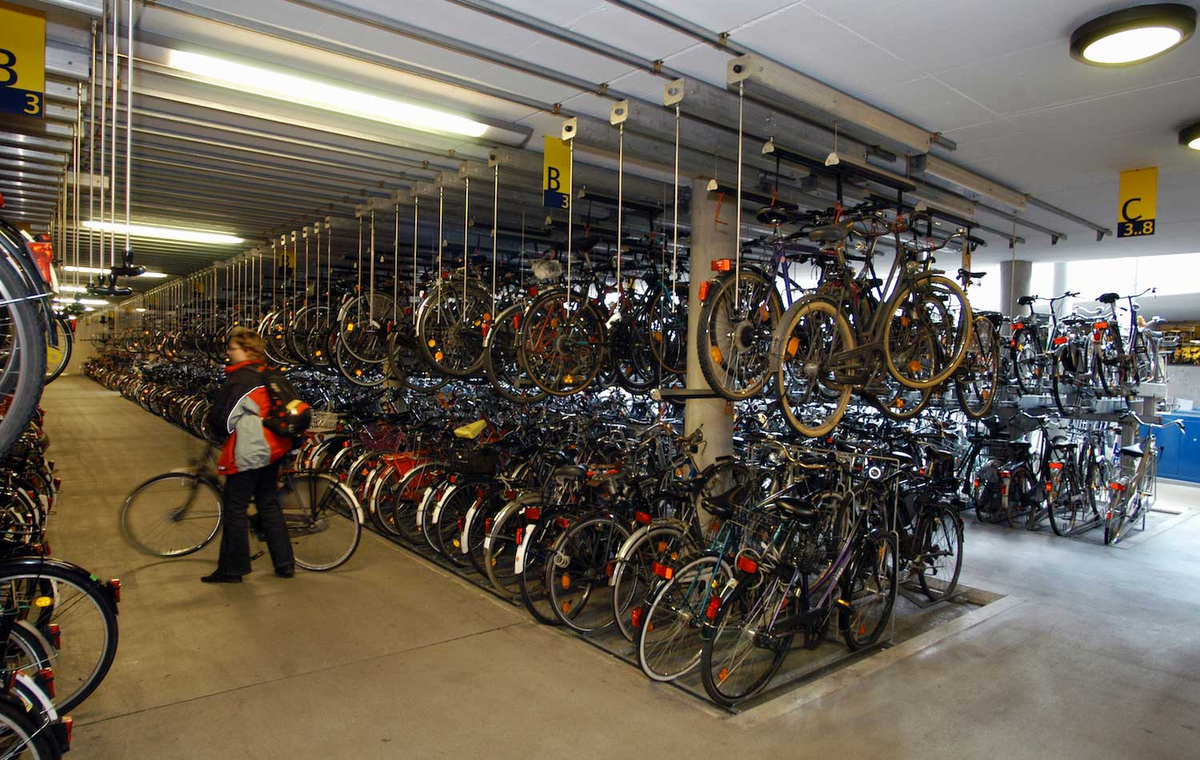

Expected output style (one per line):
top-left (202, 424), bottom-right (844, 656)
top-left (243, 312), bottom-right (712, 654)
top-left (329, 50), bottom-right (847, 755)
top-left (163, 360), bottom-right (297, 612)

top-left (959, 269), bottom-right (987, 280)
top-left (1097, 292), bottom-right (1120, 304)
top-left (861, 277), bottom-right (884, 289)
top-left (755, 204), bottom-right (795, 226)
top-left (551, 464), bottom-right (587, 481)
top-left (1119, 444), bottom-right (1145, 459)
top-left (1017, 296), bottom-right (1038, 306)
top-left (774, 496), bottom-right (817, 528)
top-left (702, 483), bottom-right (746, 521)
top-left (807, 219), bottom-right (853, 243)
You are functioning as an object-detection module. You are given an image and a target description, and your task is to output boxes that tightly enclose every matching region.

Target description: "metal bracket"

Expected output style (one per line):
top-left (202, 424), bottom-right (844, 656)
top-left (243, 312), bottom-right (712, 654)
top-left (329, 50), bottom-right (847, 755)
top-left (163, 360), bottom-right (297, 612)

top-left (663, 78), bottom-right (685, 107)
top-left (561, 117), bottom-right (578, 142)
top-left (610, 100), bottom-right (629, 127)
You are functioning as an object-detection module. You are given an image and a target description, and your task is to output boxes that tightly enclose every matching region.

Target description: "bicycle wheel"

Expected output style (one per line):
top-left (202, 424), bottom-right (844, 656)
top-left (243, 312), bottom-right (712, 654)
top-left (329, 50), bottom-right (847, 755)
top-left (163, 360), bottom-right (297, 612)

top-left (697, 268), bottom-right (781, 401)
top-left (610, 521), bottom-right (699, 643)
top-left (120, 473), bottom-right (222, 557)
top-left (701, 577), bottom-right (791, 707)
top-left (1011, 328), bottom-right (1042, 395)
top-left (914, 509), bottom-right (962, 602)
top-left (279, 473), bottom-right (362, 570)
top-left (1046, 461), bottom-right (1090, 537)
top-left (547, 514), bottom-right (631, 634)
top-left (955, 315), bottom-right (999, 419)
top-left (883, 275), bottom-right (971, 390)
top-left (1096, 324), bottom-right (1127, 396)
top-left (484, 304), bottom-right (546, 404)
top-left (0, 696), bottom-right (62, 759)
top-left (840, 532), bottom-right (898, 651)
top-left (0, 255), bottom-right (47, 461)
top-left (45, 316), bottom-right (72, 384)
top-left (638, 555), bottom-right (731, 682)
top-left (482, 496), bottom-right (539, 599)
top-left (773, 297), bottom-right (855, 438)
top-left (0, 557), bottom-right (120, 714)
top-left (518, 290), bottom-right (607, 397)
top-left (415, 282), bottom-right (489, 377)
top-left (1004, 467), bottom-right (1036, 529)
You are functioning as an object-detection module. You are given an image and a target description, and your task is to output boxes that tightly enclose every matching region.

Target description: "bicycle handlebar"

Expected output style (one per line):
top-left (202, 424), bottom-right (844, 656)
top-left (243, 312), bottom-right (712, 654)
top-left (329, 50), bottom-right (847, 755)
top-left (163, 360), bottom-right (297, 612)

top-left (1120, 411), bottom-right (1185, 433)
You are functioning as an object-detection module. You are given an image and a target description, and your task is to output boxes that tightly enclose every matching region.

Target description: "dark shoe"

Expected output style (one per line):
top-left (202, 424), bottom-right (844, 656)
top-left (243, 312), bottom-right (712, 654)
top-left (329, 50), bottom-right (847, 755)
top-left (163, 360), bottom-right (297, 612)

top-left (274, 566), bottom-right (295, 579)
top-left (200, 572), bottom-right (243, 584)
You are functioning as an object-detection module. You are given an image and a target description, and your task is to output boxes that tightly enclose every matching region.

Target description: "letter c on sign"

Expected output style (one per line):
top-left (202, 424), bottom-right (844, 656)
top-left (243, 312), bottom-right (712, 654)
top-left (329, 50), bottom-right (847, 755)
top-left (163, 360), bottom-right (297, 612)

top-left (1121, 198), bottom-right (1142, 222)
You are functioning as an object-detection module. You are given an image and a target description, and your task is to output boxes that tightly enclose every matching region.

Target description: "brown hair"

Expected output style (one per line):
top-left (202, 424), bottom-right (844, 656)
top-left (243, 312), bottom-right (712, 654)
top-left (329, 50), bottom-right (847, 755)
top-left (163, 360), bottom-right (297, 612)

top-left (227, 326), bottom-right (266, 361)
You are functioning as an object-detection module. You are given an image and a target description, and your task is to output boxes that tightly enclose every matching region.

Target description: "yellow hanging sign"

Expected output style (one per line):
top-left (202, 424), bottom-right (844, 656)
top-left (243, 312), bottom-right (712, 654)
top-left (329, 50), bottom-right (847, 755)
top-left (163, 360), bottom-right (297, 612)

top-left (543, 136), bottom-right (571, 210)
top-left (0, 1), bottom-right (46, 118)
top-left (1118, 167), bottom-right (1156, 238)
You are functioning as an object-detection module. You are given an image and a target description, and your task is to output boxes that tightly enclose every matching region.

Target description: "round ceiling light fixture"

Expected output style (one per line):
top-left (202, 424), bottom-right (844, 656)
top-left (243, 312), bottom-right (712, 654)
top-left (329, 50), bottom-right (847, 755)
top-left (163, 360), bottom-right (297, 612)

top-left (1181, 122), bottom-right (1200, 150)
top-left (1070, 3), bottom-right (1196, 65)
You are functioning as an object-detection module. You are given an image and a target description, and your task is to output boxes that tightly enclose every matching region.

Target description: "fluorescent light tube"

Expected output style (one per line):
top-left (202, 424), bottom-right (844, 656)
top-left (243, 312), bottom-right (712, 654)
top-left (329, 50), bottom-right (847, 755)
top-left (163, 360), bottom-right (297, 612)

top-left (63, 265), bottom-right (169, 278)
top-left (55, 297), bottom-right (109, 306)
top-left (168, 50), bottom-right (490, 139)
top-left (82, 220), bottom-right (242, 245)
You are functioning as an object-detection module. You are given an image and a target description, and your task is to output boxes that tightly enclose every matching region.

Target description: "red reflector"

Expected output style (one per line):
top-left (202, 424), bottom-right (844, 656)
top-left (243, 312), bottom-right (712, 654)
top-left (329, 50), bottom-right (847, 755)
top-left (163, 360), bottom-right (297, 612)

top-left (63, 717), bottom-right (73, 746)
top-left (736, 556), bottom-right (758, 574)
top-left (1000, 470), bottom-right (1010, 477)
top-left (1048, 462), bottom-right (1063, 470)
top-left (484, 518), bottom-right (494, 532)
top-left (37, 668), bottom-right (55, 699)
top-left (503, 489), bottom-right (516, 499)
top-left (1000, 485), bottom-right (1008, 495)
top-left (634, 511), bottom-right (652, 525)
top-left (449, 475), bottom-right (457, 484)
top-left (1045, 482), bottom-right (1053, 492)
top-left (1009, 339), bottom-right (1016, 347)
top-left (1093, 321), bottom-right (1108, 330)
top-left (515, 527), bottom-right (524, 544)
top-left (524, 507), bottom-right (541, 521)
top-left (109, 579), bottom-right (121, 603)
top-left (631, 606), bottom-right (644, 629)
top-left (973, 478), bottom-right (980, 488)
top-left (705, 597), bottom-right (721, 620)
top-left (652, 562), bottom-right (674, 580)
top-left (711, 258), bottom-right (732, 272)
top-left (528, 286), bottom-right (538, 297)
top-left (555, 516), bottom-right (570, 529)
top-left (1014, 322), bottom-right (1024, 330)
top-left (698, 281), bottom-right (711, 302)
top-left (1110, 482), bottom-right (1126, 492)
top-left (47, 624), bottom-right (61, 650)
top-left (456, 517), bottom-right (464, 531)
top-left (1053, 336), bottom-right (1068, 346)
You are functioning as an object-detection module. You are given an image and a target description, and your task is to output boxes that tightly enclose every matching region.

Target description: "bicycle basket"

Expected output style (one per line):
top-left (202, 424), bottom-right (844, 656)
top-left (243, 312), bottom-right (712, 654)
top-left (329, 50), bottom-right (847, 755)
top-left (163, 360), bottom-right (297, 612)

top-left (308, 410), bottom-right (340, 434)
top-left (447, 446), bottom-right (500, 476)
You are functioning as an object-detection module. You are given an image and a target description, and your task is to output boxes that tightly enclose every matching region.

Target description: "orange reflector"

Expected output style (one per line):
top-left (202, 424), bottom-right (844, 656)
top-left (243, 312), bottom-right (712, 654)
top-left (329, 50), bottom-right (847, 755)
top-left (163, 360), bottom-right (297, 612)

top-left (736, 556), bottom-right (758, 574)
top-left (1110, 482), bottom-right (1126, 492)
top-left (631, 606), bottom-right (644, 629)
top-left (561, 574), bottom-right (571, 590)
top-left (555, 516), bottom-right (570, 529)
top-left (710, 345), bottom-right (723, 365)
top-left (718, 667), bottom-right (729, 682)
top-left (652, 562), bottom-right (674, 580)
top-left (711, 258), bottom-right (732, 272)
top-left (1045, 482), bottom-right (1053, 493)
top-left (1048, 462), bottom-right (1063, 470)
top-left (1093, 321), bottom-right (1109, 330)
top-left (1014, 322), bottom-right (1025, 330)
top-left (699, 281), bottom-right (711, 302)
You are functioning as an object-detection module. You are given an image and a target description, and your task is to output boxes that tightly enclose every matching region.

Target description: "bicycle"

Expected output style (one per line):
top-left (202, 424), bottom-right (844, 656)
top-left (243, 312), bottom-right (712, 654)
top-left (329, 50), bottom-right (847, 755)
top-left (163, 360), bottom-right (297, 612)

top-left (120, 446), bottom-right (364, 571)
top-left (1104, 412), bottom-right (1183, 546)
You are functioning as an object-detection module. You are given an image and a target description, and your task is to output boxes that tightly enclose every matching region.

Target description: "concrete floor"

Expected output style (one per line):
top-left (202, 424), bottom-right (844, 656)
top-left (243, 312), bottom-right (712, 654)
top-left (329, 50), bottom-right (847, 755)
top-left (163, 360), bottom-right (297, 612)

top-left (42, 375), bottom-right (1200, 759)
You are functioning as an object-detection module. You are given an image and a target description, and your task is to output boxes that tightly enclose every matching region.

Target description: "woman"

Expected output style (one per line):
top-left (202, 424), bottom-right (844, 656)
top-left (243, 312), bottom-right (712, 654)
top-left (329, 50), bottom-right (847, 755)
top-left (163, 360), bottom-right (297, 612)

top-left (201, 327), bottom-right (295, 583)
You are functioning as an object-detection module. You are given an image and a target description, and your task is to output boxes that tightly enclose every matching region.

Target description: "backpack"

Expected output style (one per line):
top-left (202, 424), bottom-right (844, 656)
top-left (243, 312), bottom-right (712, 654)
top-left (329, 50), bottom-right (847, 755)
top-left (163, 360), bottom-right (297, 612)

top-left (258, 367), bottom-right (312, 444)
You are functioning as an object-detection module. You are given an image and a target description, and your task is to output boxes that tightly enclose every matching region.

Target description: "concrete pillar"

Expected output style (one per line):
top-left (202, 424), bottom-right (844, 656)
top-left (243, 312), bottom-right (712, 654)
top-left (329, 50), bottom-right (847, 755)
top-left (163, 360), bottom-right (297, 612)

top-left (685, 177), bottom-right (734, 468)
top-left (999, 259), bottom-right (1032, 318)
top-left (1052, 261), bottom-right (1069, 313)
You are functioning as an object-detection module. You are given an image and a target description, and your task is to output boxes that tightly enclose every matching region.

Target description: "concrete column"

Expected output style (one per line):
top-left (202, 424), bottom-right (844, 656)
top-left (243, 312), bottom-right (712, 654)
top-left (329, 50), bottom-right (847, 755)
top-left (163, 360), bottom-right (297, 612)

top-left (999, 259), bottom-right (1032, 318)
top-left (1052, 261), bottom-right (1069, 313)
top-left (685, 177), bottom-right (733, 468)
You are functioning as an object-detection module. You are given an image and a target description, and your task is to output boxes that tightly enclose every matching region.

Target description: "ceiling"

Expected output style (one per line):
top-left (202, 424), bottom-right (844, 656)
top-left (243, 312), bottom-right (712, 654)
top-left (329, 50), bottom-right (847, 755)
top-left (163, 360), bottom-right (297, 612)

top-left (2, 0), bottom-right (1198, 297)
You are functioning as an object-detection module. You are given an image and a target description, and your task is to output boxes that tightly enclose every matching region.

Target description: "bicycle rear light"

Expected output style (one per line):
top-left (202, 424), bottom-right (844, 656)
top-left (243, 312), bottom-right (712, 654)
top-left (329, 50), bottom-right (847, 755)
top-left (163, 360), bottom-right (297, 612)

top-left (736, 556), bottom-right (758, 574)
top-left (651, 562), bottom-right (673, 580)
top-left (37, 668), bottom-right (55, 699)
top-left (698, 281), bottom-right (711, 301)
top-left (1053, 337), bottom-right (1069, 346)
top-left (108, 579), bottom-right (122, 603)
top-left (523, 507), bottom-right (540, 521)
top-left (1093, 321), bottom-right (1108, 329)
top-left (705, 597), bottom-right (721, 620)
top-left (634, 511), bottom-right (652, 525)
top-left (631, 606), bottom-right (644, 629)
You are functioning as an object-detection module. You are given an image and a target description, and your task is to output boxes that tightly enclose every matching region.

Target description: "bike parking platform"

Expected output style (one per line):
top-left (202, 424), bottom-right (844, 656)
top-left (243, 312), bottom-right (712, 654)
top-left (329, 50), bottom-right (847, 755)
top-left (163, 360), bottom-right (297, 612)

top-left (359, 521), bottom-right (1013, 715)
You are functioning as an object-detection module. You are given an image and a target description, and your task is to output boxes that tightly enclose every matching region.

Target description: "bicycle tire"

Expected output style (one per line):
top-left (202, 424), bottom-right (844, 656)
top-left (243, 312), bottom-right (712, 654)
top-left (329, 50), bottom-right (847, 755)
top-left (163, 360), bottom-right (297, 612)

top-left (955, 315), bottom-right (999, 419)
top-left (0, 694), bottom-right (62, 759)
top-left (546, 513), bottom-right (631, 634)
top-left (637, 555), bottom-right (731, 682)
top-left (279, 473), bottom-right (362, 571)
top-left (840, 532), bottom-right (899, 651)
top-left (0, 257), bottom-right (47, 462)
top-left (120, 473), bottom-right (223, 557)
top-left (0, 556), bottom-right (120, 714)
top-left (773, 297), bottom-right (855, 438)
top-left (697, 269), bottom-right (781, 401)
top-left (914, 509), bottom-right (962, 602)
top-left (882, 275), bottom-right (972, 390)
top-left (701, 577), bottom-right (791, 706)
top-left (44, 315), bottom-right (73, 384)
top-left (610, 521), bottom-right (697, 643)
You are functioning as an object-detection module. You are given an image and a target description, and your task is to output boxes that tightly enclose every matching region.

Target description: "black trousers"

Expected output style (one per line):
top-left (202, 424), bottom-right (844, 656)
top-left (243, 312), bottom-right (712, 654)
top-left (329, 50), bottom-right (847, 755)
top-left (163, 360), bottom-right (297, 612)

top-left (217, 460), bottom-right (294, 575)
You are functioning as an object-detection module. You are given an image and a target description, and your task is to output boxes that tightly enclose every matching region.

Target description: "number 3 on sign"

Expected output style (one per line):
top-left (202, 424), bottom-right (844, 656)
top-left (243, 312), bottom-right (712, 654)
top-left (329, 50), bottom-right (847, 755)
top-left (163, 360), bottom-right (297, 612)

top-left (23, 92), bottom-right (39, 115)
top-left (1120, 220), bottom-right (1155, 237)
